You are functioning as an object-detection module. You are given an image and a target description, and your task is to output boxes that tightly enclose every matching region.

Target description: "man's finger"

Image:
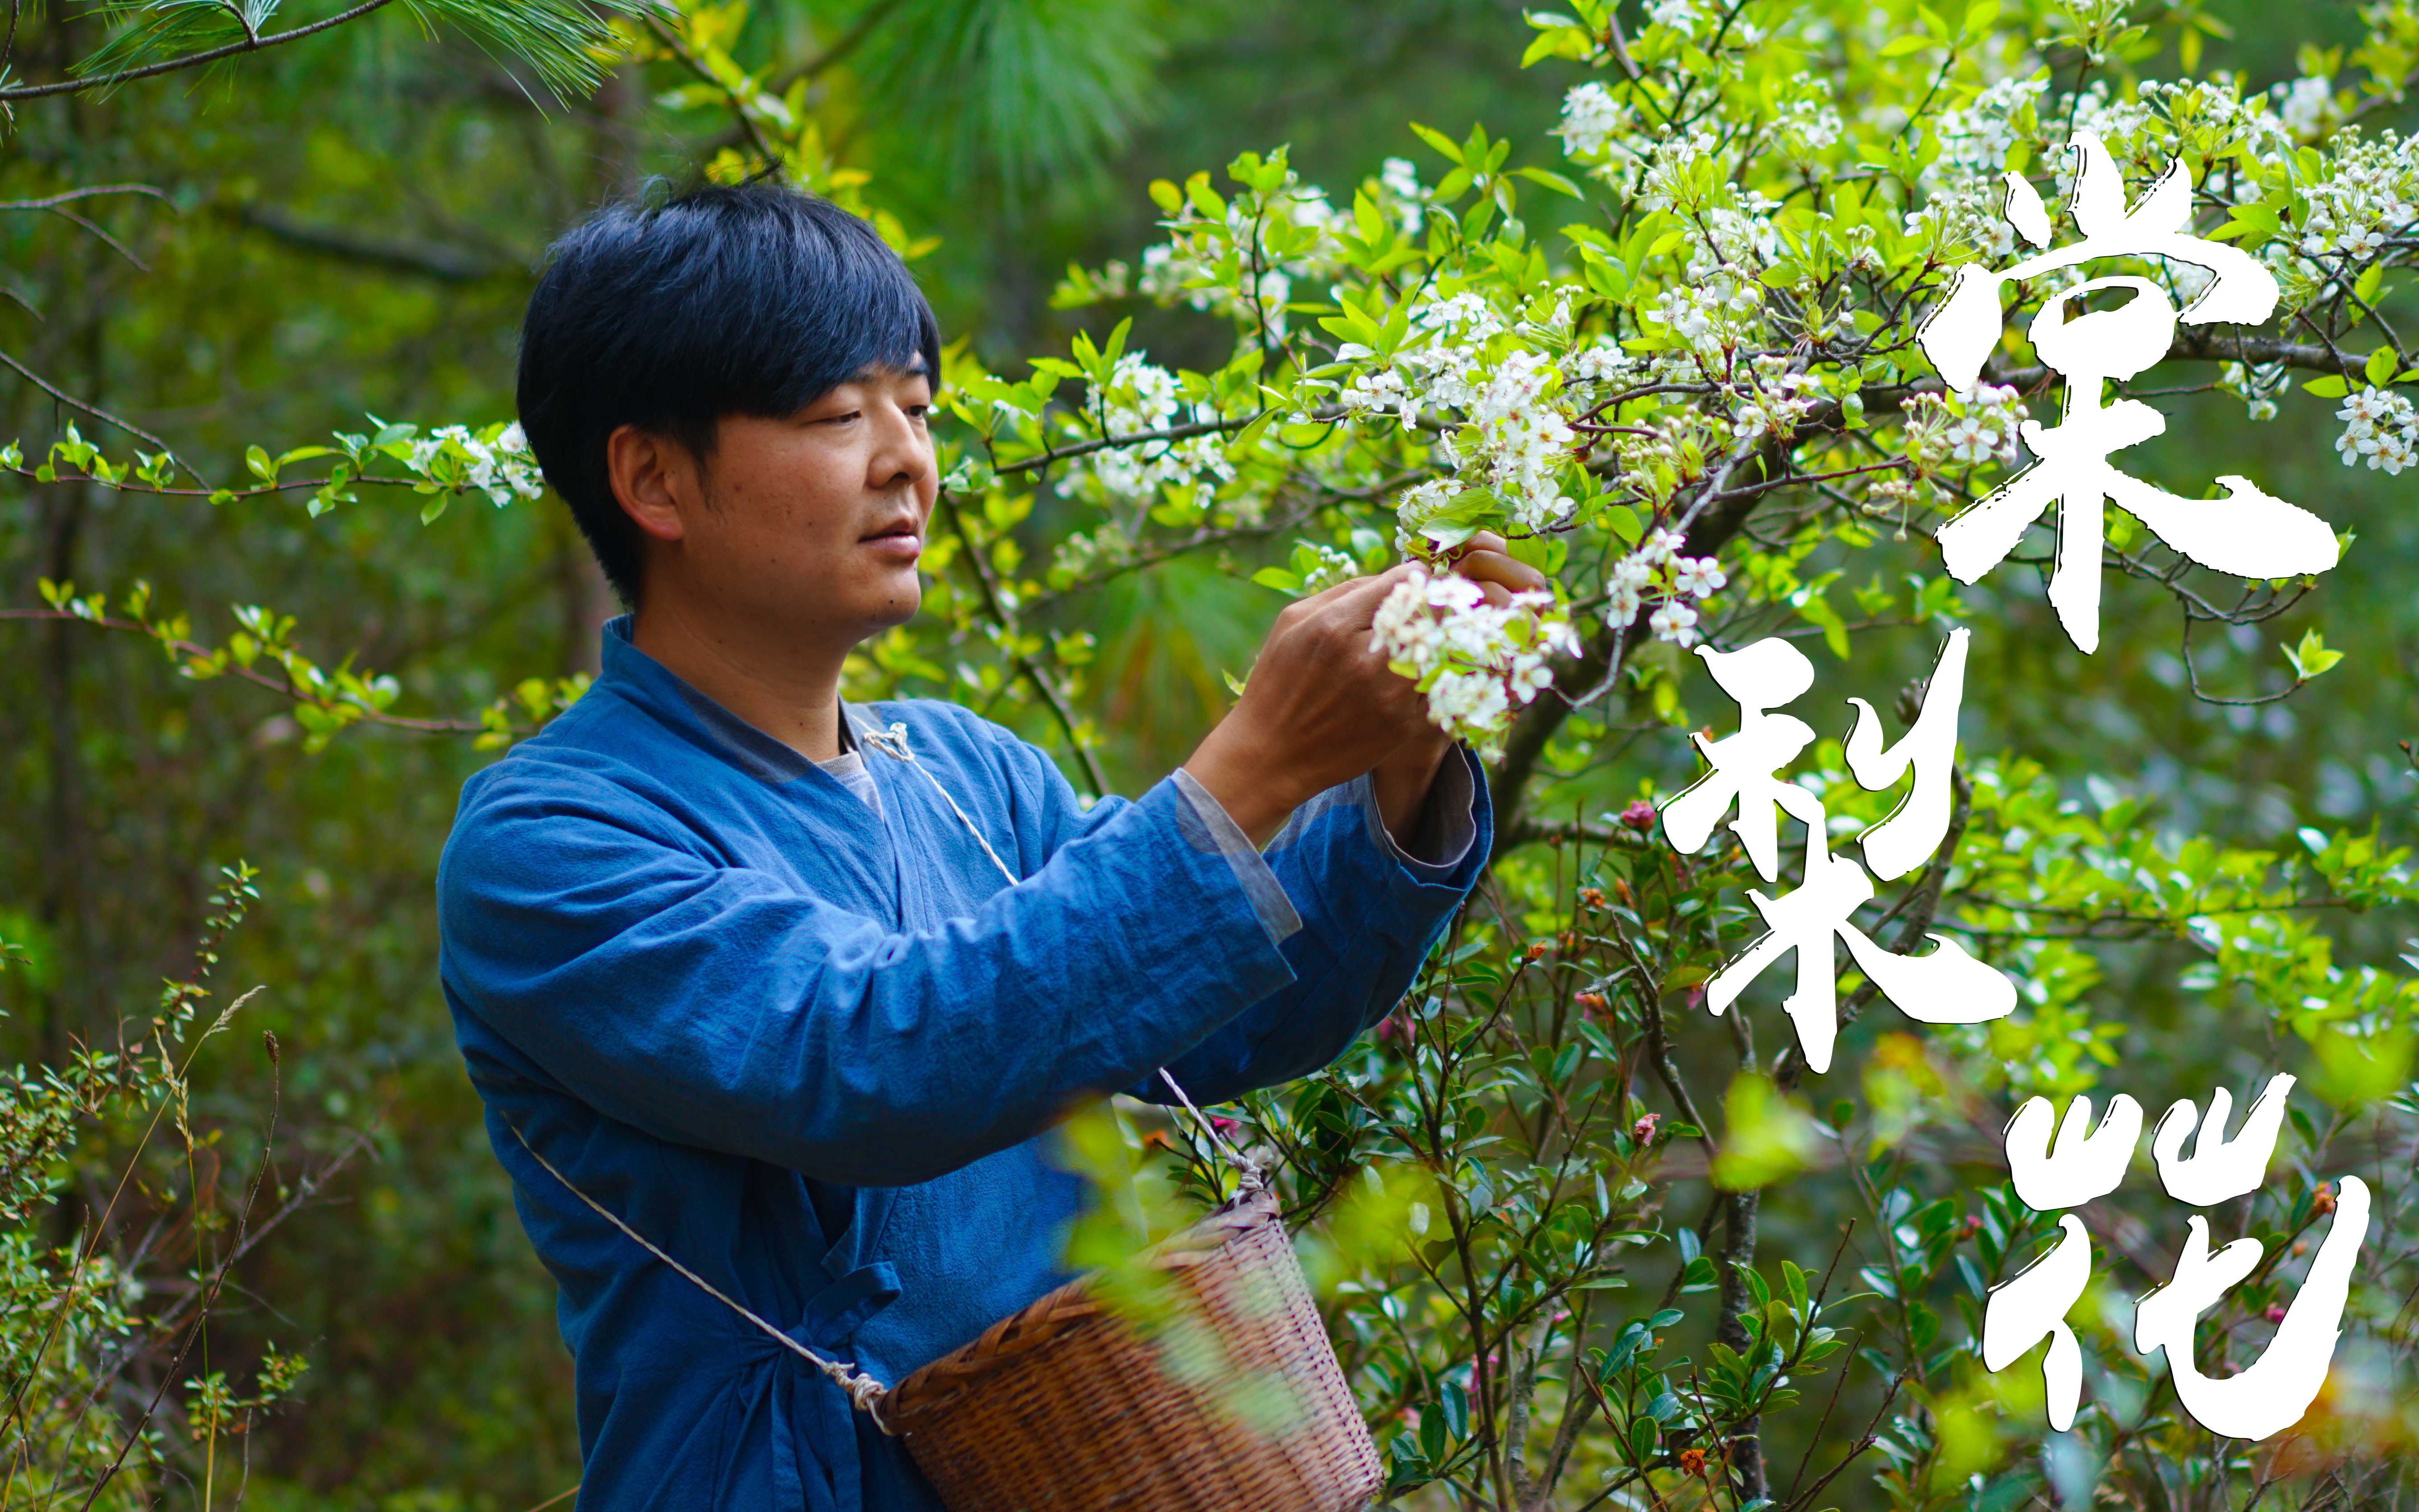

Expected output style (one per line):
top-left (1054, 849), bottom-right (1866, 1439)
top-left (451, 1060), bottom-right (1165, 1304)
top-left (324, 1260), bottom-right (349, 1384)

top-left (1325, 563), bottom-right (1421, 626)
top-left (1451, 548), bottom-right (1548, 595)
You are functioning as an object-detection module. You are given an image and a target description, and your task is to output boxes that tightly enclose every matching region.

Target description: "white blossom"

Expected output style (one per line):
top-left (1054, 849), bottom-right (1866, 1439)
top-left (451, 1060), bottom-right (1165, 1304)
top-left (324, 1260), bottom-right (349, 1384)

top-left (1649, 598), bottom-right (1701, 646)
top-left (1059, 353), bottom-right (1235, 504)
top-left (1674, 556), bottom-right (1728, 597)
top-left (404, 422), bottom-right (544, 507)
top-left (1557, 83), bottom-right (1631, 162)
top-left (2333, 385), bottom-right (2419, 473)
top-left (1370, 567), bottom-right (1577, 751)
top-left (2274, 75), bottom-right (2337, 139)
top-left (1646, 0), bottom-right (1704, 40)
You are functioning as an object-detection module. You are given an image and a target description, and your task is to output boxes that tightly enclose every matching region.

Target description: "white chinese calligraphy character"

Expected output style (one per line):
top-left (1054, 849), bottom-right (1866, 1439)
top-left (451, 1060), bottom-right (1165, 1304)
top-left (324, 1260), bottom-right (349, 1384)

top-left (1987, 1094), bottom-right (2144, 1429)
top-left (1918, 132), bottom-right (2341, 653)
top-left (2006, 1092), bottom-right (2143, 1211)
top-left (2135, 1175), bottom-right (2370, 1440)
top-left (1843, 627), bottom-right (1970, 881)
top-left (1983, 1214), bottom-right (2095, 1431)
top-left (1705, 820), bottom-right (2015, 1073)
top-left (1660, 638), bottom-right (1825, 883)
top-left (2153, 1074), bottom-right (2297, 1207)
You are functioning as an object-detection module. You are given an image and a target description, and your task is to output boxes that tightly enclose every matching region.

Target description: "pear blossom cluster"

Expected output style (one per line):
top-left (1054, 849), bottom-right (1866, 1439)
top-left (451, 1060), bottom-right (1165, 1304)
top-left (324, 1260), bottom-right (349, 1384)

top-left (2220, 359), bottom-right (2291, 423)
top-left (1332, 294), bottom-right (1584, 532)
top-left (1925, 76), bottom-right (2052, 188)
top-left (1896, 385), bottom-right (2025, 475)
top-left (1554, 82), bottom-right (1629, 162)
top-left (1603, 526), bottom-right (1726, 647)
top-left (1465, 351), bottom-right (1579, 530)
top-left (1295, 544), bottom-right (1361, 596)
top-left (1058, 353), bottom-right (1236, 505)
top-left (1645, 0), bottom-right (1707, 39)
top-left (1649, 280), bottom-right (1763, 364)
top-left (404, 422), bottom-right (544, 508)
top-left (1369, 567), bottom-right (1580, 750)
top-left (1331, 292), bottom-right (1508, 430)
top-left (1769, 78), bottom-right (1845, 164)
top-left (2273, 74), bottom-right (2339, 139)
top-left (2334, 386), bottom-right (2419, 473)
top-left (1942, 385), bottom-right (2026, 465)
top-left (2292, 133), bottom-right (2418, 265)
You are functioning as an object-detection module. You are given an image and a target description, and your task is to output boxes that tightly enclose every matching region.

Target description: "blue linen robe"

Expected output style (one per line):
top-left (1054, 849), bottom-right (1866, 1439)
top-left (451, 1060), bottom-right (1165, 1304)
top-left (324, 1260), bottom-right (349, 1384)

top-left (437, 617), bottom-right (1489, 1511)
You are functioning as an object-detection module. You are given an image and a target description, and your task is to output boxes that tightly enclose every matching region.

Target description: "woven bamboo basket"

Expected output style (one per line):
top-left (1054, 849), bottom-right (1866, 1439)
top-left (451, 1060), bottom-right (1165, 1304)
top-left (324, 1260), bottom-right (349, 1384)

top-left (882, 1186), bottom-right (1384, 1512)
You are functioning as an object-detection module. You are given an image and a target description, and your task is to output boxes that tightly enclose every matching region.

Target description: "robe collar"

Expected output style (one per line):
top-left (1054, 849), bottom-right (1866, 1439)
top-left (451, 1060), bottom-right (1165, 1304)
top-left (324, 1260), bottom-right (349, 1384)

top-left (598, 614), bottom-right (870, 788)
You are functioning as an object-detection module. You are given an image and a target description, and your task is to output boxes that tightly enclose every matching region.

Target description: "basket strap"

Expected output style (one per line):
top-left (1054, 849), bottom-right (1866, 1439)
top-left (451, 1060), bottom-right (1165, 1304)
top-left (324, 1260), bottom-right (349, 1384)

top-left (854, 715), bottom-right (1267, 1193)
top-left (503, 1118), bottom-right (898, 1430)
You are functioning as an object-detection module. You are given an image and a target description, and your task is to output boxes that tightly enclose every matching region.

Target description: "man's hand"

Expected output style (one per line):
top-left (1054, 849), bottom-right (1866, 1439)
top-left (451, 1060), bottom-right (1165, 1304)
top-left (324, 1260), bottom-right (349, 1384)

top-left (1186, 532), bottom-right (1548, 849)
top-left (1368, 532), bottom-right (1547, 846)
top-left (1184, 567), bottom-right (1432, 846)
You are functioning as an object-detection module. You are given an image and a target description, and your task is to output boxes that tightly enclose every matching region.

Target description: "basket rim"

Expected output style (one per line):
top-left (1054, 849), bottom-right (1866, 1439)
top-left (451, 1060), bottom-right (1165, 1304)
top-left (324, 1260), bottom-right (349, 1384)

top-left (883, 1187), bottom-right (1288, 1426)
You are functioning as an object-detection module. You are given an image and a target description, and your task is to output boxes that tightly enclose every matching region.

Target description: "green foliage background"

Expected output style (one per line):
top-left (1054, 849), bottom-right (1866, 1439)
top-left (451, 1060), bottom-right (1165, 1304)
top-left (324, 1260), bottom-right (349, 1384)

top-left (2, 0), bottom-right (2415, 1506)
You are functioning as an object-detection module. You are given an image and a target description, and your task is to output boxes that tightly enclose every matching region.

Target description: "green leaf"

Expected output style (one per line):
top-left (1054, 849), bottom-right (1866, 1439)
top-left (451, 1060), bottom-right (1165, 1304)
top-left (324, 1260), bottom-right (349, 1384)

top-left (1439, 1377), bottom-right (1469, 1438)
top-left (1250, 567), bottom-right (1302, 593)
top-left (1627, 1414), bottom-right (1658, 1460)
top-left (1879, 33), bottom-right (1931, 56)
top-left (1407, 122), bottom-right (1465, 165)
top-left (1793, 586), bottom-right (1851, 659)
top-left (2304, 374), bottom-right (2350, 398)
top-left (2355, 263), bottom-right (2386, 307)
top-left (2366, 345), bottom-right (2397, 387)
top-left (2283, 627), bottom-right (2343, 680)
top-left (1512, 166), bottom-right (1583, 198)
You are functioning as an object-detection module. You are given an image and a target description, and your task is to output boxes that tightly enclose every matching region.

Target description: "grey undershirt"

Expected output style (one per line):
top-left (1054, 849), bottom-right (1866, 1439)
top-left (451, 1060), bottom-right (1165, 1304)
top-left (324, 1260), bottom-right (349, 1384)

top-left (815, 747), bottom-right (883, 817)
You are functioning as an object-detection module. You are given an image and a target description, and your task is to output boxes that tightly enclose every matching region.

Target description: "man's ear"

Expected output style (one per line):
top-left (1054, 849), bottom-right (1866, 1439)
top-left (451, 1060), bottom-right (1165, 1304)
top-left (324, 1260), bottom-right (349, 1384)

top-left (606, 424), bottom-right (705, 545)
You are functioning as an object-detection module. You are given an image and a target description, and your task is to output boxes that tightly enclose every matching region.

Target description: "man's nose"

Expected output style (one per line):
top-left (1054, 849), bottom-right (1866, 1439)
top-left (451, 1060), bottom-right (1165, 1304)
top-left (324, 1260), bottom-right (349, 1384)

top-left (867, 406), bottom-right (932, 490)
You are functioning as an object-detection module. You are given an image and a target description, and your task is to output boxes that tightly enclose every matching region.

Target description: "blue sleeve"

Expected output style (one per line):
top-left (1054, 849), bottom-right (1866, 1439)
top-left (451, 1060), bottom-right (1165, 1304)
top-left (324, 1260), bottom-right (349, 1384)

top-left (1136, 745), bottom-right (1491, 1105)
top-left (438, 762), bottom-right (1298, 1187)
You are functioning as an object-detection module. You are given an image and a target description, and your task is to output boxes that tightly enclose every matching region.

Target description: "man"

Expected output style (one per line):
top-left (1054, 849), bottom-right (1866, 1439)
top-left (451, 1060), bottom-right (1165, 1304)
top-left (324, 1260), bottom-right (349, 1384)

top-left (438, 181), bottom-right (1537, 1510)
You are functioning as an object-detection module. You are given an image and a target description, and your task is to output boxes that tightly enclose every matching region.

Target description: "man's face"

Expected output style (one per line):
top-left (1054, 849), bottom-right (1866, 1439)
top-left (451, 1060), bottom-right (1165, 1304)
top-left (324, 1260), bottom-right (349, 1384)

top-left (621, 363), bottom-right (938, 645)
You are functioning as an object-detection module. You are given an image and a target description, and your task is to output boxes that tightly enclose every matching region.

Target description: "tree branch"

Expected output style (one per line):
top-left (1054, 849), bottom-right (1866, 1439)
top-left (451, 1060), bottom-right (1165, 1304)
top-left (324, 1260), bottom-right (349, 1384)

top-left (0, 0), bottom-right (404, 101)
top-left (0, 184), bottom-right (173, 213)
top-left (0, 348), bottom-right (181, 462)
top-left (0, 608), bottom-right (492, 735)
top-left (229, 203), bottom-right (518, 284)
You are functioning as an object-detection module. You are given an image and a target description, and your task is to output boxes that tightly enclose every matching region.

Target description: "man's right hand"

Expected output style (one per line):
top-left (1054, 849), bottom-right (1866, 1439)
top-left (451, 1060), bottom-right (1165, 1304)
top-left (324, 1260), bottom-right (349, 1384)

top-left (1182, 566), bottom-right (1438, 847)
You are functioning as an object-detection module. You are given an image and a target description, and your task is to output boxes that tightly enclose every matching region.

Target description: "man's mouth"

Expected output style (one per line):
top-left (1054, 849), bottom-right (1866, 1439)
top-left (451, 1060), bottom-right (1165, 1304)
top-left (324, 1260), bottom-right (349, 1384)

top-left (859, 519), bottom-right (923, 560)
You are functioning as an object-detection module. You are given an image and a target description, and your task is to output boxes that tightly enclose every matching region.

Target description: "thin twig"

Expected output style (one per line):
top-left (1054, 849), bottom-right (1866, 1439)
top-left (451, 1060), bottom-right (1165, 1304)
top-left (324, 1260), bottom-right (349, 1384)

top-left (0, 349), bottom-right (183, 465)
top-left (0, 0), bottom-right (404, 100)
top-left (0, 608), bottom-right (492, 735)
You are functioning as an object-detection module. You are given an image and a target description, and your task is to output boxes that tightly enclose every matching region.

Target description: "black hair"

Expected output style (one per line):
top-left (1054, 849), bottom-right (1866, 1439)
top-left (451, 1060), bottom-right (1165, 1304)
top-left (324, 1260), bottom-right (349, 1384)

top-left (516, 181), bottom-right (943, 606)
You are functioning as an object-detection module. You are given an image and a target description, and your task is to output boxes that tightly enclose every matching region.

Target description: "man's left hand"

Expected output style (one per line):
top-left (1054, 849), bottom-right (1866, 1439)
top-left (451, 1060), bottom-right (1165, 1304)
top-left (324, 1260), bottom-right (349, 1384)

top-left (1371, 531), bottom-right (1548, 846)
